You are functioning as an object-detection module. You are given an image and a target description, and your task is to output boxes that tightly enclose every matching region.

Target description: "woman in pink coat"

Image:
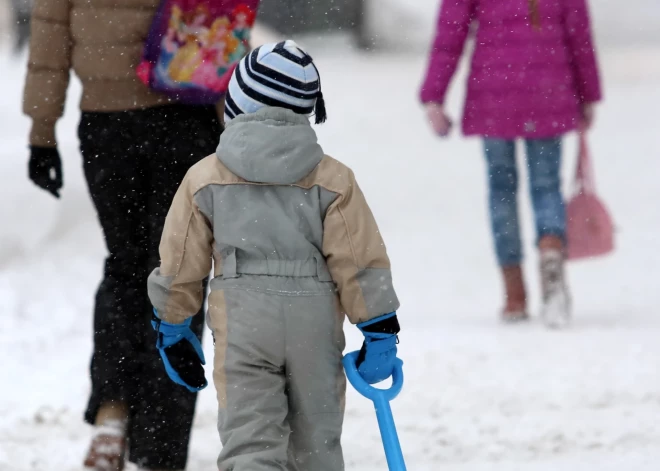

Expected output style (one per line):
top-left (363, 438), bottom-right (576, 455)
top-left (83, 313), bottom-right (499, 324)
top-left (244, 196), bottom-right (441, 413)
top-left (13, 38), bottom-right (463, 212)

top-left (421, 0), bottom-right (601, 326)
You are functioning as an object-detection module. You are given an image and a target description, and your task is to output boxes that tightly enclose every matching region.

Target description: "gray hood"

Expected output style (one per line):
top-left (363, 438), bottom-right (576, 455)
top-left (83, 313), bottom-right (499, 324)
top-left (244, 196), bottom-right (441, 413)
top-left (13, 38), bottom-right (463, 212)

top-left (216, 108), bottom-right (324, 185)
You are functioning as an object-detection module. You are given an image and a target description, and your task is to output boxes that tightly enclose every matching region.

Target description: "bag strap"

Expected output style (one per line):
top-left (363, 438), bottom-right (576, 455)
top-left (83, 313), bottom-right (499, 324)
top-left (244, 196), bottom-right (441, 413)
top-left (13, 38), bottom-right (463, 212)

top-left (576, 133), bottom-right (596, 194)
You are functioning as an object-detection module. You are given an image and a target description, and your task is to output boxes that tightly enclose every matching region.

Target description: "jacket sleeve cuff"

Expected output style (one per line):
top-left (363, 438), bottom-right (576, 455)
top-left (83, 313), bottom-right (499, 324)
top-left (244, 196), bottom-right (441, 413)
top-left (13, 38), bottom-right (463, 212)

top-left (29, 119), bottom-right (58, 147)
top-left (420, 84), bottom-right (447, 105)
top-left (358, 312), bottom-right (400, 334)
top-left (581, 89), bottom-right (602, 104)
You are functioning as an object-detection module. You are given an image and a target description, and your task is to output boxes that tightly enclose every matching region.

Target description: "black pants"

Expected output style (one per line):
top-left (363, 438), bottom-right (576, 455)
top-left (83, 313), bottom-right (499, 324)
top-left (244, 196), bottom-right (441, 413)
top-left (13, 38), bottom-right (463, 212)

top-left (80, 104), bottom-right (221, 469)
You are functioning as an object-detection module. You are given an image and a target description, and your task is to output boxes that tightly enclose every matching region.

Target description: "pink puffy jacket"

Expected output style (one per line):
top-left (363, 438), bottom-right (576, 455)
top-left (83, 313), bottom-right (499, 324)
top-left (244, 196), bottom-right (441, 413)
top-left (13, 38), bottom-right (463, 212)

top-left (420, 0), bottom-right (602, 138)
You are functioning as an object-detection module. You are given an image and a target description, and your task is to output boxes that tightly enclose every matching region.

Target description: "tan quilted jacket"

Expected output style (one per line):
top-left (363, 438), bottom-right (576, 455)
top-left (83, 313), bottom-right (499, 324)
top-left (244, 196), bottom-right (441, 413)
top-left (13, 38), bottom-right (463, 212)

top-left (23, 0), bottom-right (172, 147)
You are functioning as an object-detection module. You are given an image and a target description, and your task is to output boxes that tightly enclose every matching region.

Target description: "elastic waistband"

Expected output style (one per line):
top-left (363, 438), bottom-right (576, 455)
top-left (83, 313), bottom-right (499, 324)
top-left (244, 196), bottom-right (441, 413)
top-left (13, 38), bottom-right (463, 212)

top-left (216, 249), bottom-right (333, 282)
top-left (210, 275), bottom-right (337, 297)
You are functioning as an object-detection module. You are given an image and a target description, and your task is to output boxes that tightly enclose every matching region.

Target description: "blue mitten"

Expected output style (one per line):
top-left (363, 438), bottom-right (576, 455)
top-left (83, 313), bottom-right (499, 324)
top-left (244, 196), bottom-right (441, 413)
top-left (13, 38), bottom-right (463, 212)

top-left (152, 310), bottom-right (207, 392)
top-left (355, 312), bottom-right (400, 384)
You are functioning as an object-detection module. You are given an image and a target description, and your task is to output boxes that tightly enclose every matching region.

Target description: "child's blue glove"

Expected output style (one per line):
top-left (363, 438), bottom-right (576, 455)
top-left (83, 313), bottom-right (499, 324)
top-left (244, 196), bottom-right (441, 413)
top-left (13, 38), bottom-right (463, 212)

top-left (152, 310), bottom-right (207, 392)
top-left (355, 312), bottom-right (400, 384)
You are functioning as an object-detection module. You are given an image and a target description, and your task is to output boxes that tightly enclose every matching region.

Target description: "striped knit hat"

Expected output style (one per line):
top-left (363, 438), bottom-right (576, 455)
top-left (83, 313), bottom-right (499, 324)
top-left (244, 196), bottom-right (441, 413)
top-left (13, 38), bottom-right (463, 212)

top-left (224, 40), bottom-right (327, 124)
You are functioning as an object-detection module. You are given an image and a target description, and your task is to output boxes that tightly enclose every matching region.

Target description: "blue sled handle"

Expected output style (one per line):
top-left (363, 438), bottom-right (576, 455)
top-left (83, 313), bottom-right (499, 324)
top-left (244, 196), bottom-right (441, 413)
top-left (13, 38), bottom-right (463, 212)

top-left (343, 351), bottom-right (407, 471)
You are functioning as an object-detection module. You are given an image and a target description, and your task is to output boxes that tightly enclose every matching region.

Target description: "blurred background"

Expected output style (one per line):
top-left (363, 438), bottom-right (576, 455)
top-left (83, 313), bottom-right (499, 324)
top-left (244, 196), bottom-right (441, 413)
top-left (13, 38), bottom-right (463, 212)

top-left (0, 1), bottom-right (659, 470)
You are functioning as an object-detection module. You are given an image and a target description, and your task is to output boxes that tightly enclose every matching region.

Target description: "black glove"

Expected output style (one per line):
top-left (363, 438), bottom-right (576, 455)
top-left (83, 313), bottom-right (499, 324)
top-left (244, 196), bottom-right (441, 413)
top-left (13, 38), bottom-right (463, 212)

top-left (355, 312), bottom-right (400, 384)
top-left (29, 146), bottom-right (63, 198)
top-left (151, 314), bottom-right (208, 392)
top-left (165, 340), bottom-right (207, 389)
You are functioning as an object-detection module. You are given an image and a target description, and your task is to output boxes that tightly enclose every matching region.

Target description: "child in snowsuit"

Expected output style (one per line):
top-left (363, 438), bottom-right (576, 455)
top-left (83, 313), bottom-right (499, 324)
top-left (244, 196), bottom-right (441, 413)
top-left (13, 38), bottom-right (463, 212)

top-left (147, 40), bottom-right (401, 470)
top-left (420, 0), bottom-right (602, 326)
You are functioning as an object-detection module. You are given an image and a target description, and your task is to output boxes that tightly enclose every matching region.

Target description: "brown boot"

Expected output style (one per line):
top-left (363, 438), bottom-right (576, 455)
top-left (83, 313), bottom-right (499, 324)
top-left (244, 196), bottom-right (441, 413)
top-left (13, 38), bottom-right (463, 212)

top-left (538, 234), bottom-right (563, 252)
top-left (501, 265), bottom-right (528, 322)
top-left (83, 402), bottom-right (128, 471)
top-left (539, 236), bottom-right (571, 328)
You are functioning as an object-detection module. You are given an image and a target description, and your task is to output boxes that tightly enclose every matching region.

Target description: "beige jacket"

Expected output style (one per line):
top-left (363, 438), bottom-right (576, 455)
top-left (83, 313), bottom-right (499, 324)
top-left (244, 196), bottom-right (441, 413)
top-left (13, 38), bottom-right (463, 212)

top-left (23, 0), bottom-right (171, 147)
top-left (148, 108), bottom-right (400, 325)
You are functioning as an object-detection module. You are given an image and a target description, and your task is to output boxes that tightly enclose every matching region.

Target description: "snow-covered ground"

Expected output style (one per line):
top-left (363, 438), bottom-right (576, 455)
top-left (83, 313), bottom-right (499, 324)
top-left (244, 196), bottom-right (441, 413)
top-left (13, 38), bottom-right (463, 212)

top-left (2, 23), bottom-right (660, 471)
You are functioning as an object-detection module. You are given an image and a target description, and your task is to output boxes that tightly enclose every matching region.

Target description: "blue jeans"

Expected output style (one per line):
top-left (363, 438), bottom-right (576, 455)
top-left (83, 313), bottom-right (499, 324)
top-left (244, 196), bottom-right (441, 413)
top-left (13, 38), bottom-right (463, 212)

top-left (483, 138), bottom-right (566, 266)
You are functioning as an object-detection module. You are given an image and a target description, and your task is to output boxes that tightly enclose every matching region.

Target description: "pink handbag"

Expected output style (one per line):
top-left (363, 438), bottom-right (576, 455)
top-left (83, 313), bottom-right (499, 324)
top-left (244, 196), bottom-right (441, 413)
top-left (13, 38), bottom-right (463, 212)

top-left (566, 134), bottom-right (614, 260)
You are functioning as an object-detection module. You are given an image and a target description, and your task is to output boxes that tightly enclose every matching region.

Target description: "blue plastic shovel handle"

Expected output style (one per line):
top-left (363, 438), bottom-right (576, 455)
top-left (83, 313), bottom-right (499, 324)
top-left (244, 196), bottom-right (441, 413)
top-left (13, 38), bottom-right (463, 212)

top-left (343, 351), bottom-right (407, 471)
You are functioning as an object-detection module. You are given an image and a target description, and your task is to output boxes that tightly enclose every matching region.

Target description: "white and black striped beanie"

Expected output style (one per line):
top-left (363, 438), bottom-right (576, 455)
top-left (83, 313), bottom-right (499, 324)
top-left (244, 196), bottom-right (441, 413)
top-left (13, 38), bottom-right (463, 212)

top-left (224, 40), bottom-right (327, 124)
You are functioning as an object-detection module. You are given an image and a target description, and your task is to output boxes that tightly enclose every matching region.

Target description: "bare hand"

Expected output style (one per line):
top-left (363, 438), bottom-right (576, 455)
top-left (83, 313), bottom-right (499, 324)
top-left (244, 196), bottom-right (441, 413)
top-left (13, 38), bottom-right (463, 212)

top-left (425, 103), bottom-right (453, 137)
top-left (580, 103), bottom-right (596, 131)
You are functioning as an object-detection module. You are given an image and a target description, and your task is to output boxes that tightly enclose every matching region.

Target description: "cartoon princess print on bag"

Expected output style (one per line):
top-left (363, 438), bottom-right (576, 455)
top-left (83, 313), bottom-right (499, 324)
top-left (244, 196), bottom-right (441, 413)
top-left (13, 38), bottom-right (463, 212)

top-left (137, 0), bottom-right (260, 104)
top-left (149, 5), bottom-right (183, 88)
top-left (231, 4), bottom-right (256, 41)
top-left (190, 18), bottom-right (239, 91)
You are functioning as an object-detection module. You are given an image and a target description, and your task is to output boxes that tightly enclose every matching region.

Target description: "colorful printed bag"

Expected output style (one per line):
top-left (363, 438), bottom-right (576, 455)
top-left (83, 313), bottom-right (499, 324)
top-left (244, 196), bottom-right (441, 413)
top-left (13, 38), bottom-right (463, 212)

top-left (137, 0), bottom-right (259, 104)
top-left (566, 134), bottom-right (614, 261)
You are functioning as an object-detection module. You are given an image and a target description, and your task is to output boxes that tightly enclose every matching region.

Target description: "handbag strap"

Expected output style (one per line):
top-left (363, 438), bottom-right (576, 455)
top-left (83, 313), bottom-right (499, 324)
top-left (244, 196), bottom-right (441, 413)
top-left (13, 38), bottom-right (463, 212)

top-left (576, 133), bottom-right (596, 194)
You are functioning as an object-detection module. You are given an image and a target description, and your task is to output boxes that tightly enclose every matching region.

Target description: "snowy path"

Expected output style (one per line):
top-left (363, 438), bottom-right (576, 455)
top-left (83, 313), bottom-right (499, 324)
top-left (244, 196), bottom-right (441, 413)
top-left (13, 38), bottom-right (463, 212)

top-left (1, 43), bottom-right (659, 470)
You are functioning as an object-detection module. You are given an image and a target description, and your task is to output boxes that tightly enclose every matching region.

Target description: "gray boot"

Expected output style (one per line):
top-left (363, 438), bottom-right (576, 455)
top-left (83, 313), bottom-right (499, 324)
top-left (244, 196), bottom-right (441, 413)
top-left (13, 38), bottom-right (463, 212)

top-left (540, 249), bottom-right (572, 328)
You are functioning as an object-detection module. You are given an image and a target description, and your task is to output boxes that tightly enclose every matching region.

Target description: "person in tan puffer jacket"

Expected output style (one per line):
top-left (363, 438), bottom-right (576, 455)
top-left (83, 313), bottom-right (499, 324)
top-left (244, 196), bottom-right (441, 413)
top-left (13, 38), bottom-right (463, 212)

top-left (23, 0), bottom-right (224, 469)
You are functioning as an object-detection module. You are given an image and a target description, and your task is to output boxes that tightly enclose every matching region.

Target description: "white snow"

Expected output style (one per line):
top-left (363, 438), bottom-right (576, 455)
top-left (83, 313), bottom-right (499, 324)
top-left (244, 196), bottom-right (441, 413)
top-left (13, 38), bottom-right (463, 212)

top-left (364, 0), bottom-right (660, 50)
top-left (2, 19), bottom-right (660, 471)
